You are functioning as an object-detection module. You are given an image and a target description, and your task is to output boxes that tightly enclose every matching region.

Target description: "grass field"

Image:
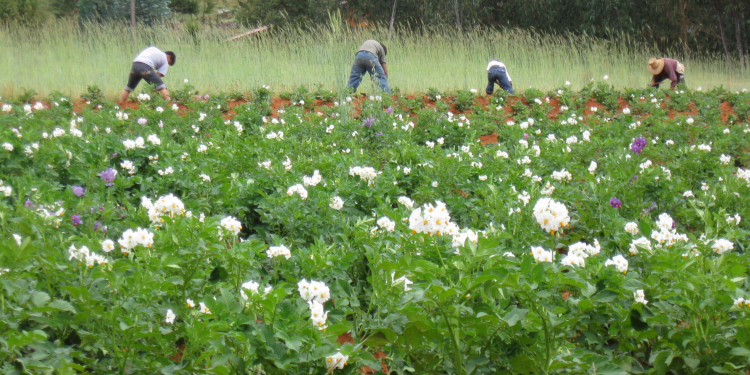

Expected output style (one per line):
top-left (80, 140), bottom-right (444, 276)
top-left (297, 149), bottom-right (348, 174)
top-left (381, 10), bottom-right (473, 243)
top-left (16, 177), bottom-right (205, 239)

top-left (1, 18), bottom-right (749, 98)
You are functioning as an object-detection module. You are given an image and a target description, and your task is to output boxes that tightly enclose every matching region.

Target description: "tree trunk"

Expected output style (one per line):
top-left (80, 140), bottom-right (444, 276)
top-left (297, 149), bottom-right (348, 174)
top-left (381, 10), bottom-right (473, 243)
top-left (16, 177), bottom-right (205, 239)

top-left (130, 0), bottom-right (136, 29)
top-left (678, 0), bottom-right (690, 59)
top-left (454, 0), bottom-right (461, 29)
top-left (736, 14), bottom-right (745, 66)
top-left (389, 0), bottom-right (398, 34)
top-left (715, 0), bottom-right (731, 62)
top-left (745, 11), bottom-right (749, 67)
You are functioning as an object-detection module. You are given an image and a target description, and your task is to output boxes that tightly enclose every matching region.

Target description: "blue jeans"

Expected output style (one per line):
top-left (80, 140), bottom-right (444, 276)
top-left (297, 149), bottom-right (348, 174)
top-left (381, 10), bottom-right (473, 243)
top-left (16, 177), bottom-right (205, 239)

top-left (486, 66), bottom-right (513, 95)
top-left (347, 51), bottom-right (390, 93)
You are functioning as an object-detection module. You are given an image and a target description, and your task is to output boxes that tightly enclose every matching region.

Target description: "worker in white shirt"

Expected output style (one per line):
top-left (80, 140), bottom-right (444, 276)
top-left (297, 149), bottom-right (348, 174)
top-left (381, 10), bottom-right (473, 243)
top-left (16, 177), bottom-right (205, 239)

top-left (119, 47), bottom-right (176, 102)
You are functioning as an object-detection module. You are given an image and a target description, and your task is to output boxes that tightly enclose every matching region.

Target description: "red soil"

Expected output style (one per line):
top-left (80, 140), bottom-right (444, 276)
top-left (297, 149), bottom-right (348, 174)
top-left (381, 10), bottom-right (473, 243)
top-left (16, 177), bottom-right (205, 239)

top-left (59, 93), bottom-right (746, 144)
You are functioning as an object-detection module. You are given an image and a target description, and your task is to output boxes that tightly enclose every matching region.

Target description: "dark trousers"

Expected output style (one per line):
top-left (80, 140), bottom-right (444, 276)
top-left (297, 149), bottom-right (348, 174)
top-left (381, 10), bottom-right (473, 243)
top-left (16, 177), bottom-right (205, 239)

top-left (486, 66), bottom-right (514, 95)
top-left (125, 62), bottom-right (166, 92)
top-left (652, 74), bottom-right (685, 89)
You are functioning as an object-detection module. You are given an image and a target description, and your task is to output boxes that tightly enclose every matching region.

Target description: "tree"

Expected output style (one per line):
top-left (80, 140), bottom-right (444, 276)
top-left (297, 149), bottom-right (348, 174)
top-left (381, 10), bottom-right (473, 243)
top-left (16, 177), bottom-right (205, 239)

top-left (77, 0), bottom-right (170, 24)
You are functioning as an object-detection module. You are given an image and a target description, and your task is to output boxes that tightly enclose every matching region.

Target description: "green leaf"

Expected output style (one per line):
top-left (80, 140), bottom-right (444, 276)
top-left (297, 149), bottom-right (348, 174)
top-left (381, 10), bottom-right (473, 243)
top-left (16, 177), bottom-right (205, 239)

top-left (208, 266), bottom-right (229, 283)
top-left (729, 347), bottom-right (750, 357)
top-left (652, 350), bottom-right (672, 373)
top-left (576, 299), bottom-right (594, 311)
top-left (630, 309), bottom-right (649, 332)
top-left (592, 363), bottom-right (628, 375)
top-left (48, 300), bottom-right (76, 313)
top-left (31, 291), bottom-right (50, 307)
top-left (592, 290), bottom-right (618, 303)
top-left (502, 308), bottom-right (528, 327)
top-left (6, 330), bottom-right (47, 350)
top-left (683, 357), bottom-right (700, 369)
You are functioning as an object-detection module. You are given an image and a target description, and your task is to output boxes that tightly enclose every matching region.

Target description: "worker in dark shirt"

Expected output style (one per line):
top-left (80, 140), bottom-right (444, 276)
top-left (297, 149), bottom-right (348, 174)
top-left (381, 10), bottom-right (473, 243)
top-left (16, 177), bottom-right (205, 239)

top-left (648, 57), bottom-right (685, 89)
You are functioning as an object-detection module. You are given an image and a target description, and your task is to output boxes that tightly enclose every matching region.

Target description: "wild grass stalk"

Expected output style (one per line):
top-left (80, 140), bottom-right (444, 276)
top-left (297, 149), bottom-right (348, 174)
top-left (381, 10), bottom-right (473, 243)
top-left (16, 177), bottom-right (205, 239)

top-left (0, 18), bottom-right (747, 98)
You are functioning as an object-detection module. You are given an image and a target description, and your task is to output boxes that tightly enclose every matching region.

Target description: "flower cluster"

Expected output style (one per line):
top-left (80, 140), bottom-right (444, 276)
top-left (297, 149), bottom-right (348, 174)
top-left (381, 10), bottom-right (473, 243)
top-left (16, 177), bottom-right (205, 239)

top-left (376, 217), bottom-right (396, 232)
top-left (629, 237), bottom-right (652, 255)
top-left (303, 170), bottom-right (322, 186)
top-left (122, 137), bottom-right (146, 150)
top-left (266, 245), bottom-right (291, 259)
top-left (298, 279), bottom-right (330, 303)
top-left (712, 239), bottom-right (734, 255)
top-left (650, 213), bottom-right (688, 248)
top-left (734, 297), bottom-right (750, 308)
top-left (605, 255), bottom-right (628, 273)
top-left (349, 166), bottom-right (378, 186)
top-left (298, 279), bottom-right (331, 330)
top-left (68, 245), bottom-right (109, 267)
top-left (568, 241), bottom-right (600, 258)
top-left (240, 280), bottom-right (271, 300)
top-left (532, 198), bottom-right (570, 234)
top-left (633, 290), bottom-right (648, 304)
top-left (220, 216), bottom-right (242, 236)
top-left (398, 196), bottom-right (415, 209)
top-left (408, 201), bottom-right (454, 236)
top-left (326, 352), bottom-right (349, 370)
top-left (531, 246), bottom-right (555, 262)
top-left (329, 196), bottom-right (344, 210)
top-left (0, 181), bottom-right (11, 197)
top-left (551, 169), bottom-right (572, 182)
top-left (287, 184), bottom-right (308, 200)
top-left (624, 222), bottom-right (639, 235)
top-left (118, 228), bottom-right (155, 255)
top-left (451, 229), bottom-right (478, 251)
top-left (143, 194), bottom-right (186, 224)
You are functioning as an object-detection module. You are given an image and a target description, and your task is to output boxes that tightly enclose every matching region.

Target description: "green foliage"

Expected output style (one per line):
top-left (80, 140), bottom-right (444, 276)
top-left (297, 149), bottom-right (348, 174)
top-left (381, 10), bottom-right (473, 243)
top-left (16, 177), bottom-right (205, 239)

top-left (77, 0), bottom-right (170, 24)
top-left (0, 0), bottom-right (50, 22)
top-left (15, 88), bottom-right (37, 104)
top-left (80, 85), bottom-right (107, 108)
top-left (452, 89), bottom-right (475, 112)
top-left (235, 0), bottom-right (324, 27)
top-left (0, 87), bottom-right (750, 374)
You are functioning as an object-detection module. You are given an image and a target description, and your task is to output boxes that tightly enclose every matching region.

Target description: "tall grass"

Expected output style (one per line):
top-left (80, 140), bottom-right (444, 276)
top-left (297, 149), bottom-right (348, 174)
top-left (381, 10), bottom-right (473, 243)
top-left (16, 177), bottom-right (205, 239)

top-left (0, 18), bottom-right (747, 98)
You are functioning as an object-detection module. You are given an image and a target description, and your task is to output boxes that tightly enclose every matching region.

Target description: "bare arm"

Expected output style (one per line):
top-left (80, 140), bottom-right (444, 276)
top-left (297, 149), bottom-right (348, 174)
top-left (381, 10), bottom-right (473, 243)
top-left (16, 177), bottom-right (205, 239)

top-left (381, 62), bottom-right (388, 78)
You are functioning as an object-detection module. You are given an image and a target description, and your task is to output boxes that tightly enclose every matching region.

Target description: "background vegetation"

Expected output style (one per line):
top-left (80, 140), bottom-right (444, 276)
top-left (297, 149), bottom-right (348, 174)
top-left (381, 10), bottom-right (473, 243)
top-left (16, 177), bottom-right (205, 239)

top-left (1, 0), bottom-right (748, 63)
top-left (0, 18), bottom-right (748, 98)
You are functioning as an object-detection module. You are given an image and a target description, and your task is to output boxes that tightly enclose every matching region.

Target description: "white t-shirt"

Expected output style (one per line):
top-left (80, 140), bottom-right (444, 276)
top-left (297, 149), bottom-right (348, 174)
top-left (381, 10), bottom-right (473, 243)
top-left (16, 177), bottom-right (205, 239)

top-left (134, 47), bottom-right (169, 76)
top-left (487, 60), bottom-right (512, 81)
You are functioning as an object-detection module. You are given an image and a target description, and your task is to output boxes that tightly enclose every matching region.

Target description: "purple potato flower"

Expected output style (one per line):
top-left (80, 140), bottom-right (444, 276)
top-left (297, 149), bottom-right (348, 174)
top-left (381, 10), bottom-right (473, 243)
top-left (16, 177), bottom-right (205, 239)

top-left (610, 197), bottom-right (622, 208)
top-left (385, 107), bottom-right (393, 114)
top-left (375, 132), bottom-right (384, 137)
top-left (94, 221), bottom-right (107, 233)
top-left (362, 116), bottom-right (376, 128)
top-left (99, 168), bottom-right (117, 187)
top-left (631, 137), bottom-right (647, 154)
top-left (71, 215), bottom-right (83, 226)
top-left (72, 186), bottom-right (85, 197)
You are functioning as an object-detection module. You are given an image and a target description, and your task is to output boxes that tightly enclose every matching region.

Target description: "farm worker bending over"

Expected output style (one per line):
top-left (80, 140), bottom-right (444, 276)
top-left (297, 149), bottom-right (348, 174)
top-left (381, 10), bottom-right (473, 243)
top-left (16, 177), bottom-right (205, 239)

top-left (648, 57), bottom-right (684, 89)
top-left (347, 40), bottom-right (391, 93)
top-left (485, 60), bottom-right (514, 95)
top-left (119, 47), bottom-right (176, 102)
